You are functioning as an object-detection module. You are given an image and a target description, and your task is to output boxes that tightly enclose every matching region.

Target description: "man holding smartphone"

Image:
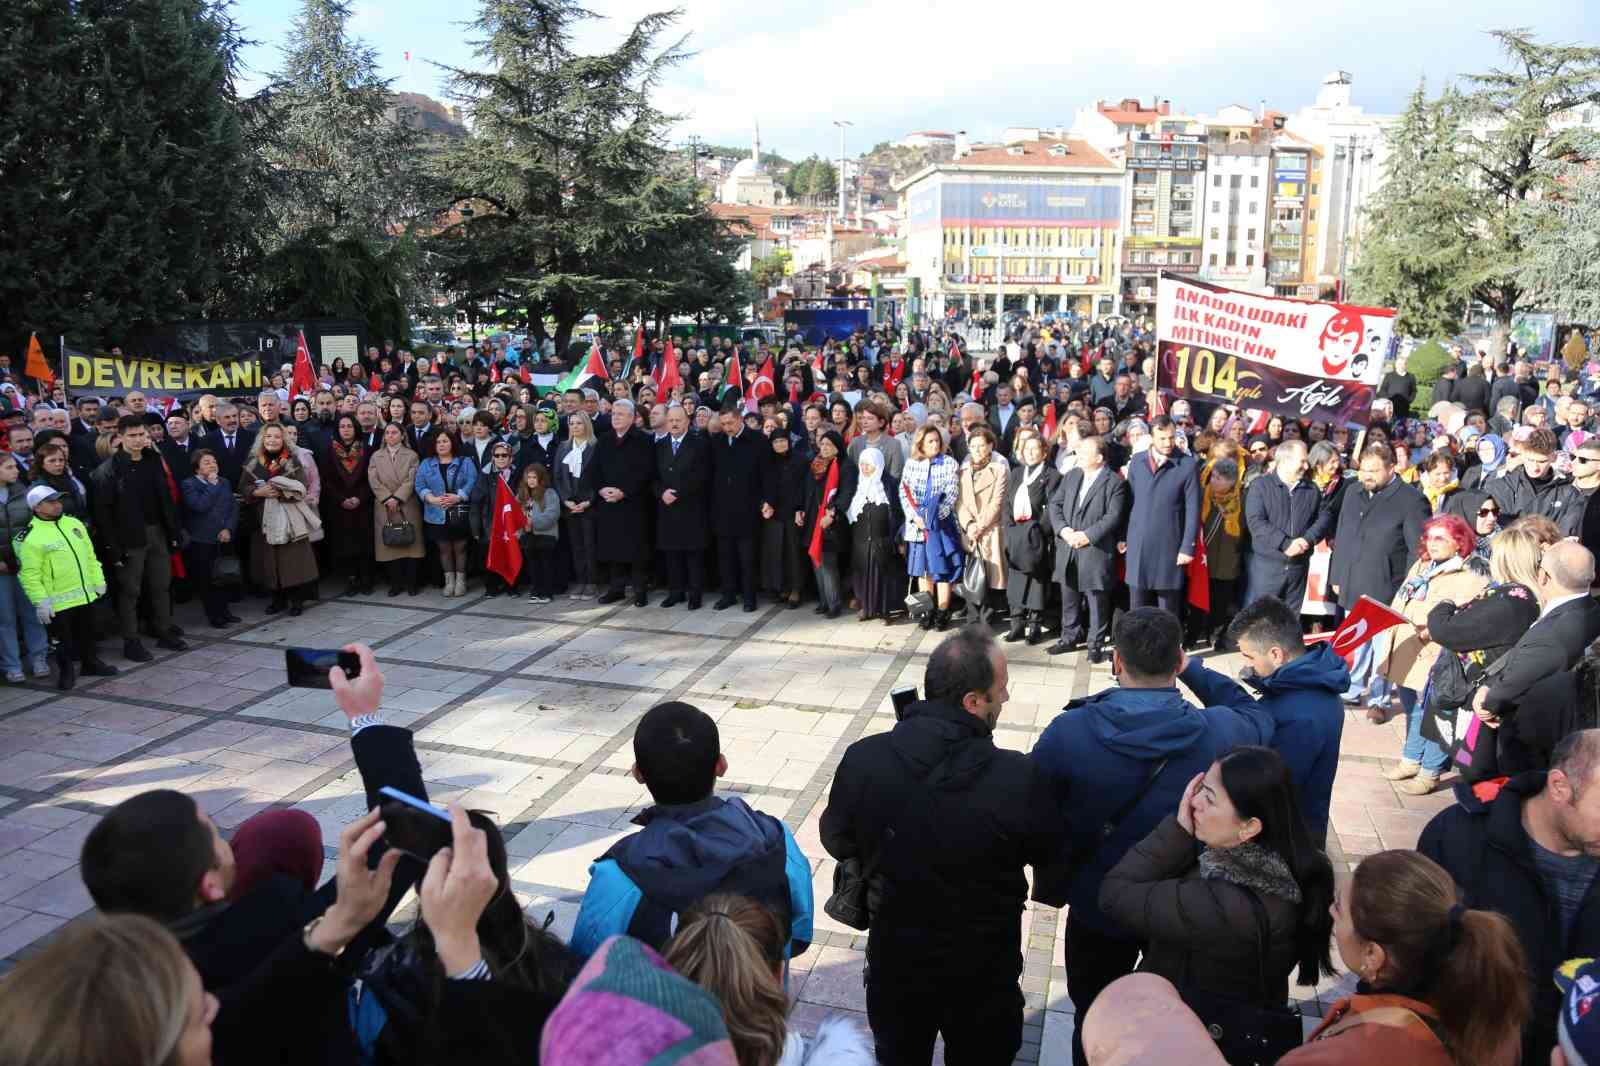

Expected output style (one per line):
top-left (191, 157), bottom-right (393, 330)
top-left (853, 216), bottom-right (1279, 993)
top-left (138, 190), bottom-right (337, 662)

top-left (78, 644), bottom-right (445, 1065)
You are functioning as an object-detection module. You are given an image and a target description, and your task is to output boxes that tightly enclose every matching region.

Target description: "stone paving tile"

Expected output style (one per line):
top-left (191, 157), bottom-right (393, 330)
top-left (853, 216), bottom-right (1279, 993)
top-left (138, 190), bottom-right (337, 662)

top-left (0, 591), bottom-right (1464, 1066)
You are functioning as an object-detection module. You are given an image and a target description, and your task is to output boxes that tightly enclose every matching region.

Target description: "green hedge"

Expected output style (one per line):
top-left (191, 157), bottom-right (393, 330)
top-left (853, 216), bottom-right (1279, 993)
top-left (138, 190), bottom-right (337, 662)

top-left (1406, 339), bottom-right (1453, 415)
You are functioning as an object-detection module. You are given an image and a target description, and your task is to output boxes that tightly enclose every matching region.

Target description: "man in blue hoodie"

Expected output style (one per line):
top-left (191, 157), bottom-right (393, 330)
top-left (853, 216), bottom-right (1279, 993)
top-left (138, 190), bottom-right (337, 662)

top-left (1030, 607), bottom-right (1273, 1066)
top-left (1178, 596), bottom-right (1350, 845)
top-left (570, 701), bottom-right (813, 962)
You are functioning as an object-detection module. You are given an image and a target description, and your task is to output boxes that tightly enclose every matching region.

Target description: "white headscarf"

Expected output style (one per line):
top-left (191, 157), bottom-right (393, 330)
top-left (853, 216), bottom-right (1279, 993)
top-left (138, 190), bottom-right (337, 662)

top-left (847, 447), bottom-right (891, 523)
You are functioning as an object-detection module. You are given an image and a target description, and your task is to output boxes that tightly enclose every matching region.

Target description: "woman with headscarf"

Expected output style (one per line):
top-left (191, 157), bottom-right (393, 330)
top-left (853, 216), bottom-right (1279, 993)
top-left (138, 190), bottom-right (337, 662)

top-left (1460, 433), bottom-right (1508, 492)
top-left (847, 445), bottom-right (905, 623)
top-left (1002, 434), bottom-right (1060, 644)
top-left (799, 430), bottom-right (853, 619)
top-left (762, 430), bottom-right (808, 608)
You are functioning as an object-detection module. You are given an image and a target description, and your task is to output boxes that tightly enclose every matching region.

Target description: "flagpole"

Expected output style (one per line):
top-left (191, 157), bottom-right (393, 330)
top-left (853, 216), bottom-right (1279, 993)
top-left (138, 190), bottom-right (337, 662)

top-left (59, 335), bottom-right (66, 405)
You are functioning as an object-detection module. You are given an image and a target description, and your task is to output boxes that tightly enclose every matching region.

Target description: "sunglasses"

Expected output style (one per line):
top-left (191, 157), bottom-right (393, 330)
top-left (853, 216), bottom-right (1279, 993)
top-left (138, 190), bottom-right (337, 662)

top-left (1577, 456), bottom-right (1600, 465)
top-left (1478, 507), bottom-right (1499, 516)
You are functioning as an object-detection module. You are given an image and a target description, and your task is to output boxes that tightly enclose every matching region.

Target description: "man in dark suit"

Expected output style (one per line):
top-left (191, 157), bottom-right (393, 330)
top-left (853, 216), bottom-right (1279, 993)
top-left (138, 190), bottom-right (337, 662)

top-left (1047, 436), bottom-right (1131, 661)
top-left (1124, 416), bottom-right (1200, 625)
top-left (1244, 439), bottom-right (1330, 611)
top-left (158, 410), bottom-right (205, 481)
top-left (1476, 541), bottom-right (1600, 723)
top-left (653, 406), bottom-right (710, 609)
top-left (593, 399), bottom-right (657, 606)
top-left (1329, 442), bottom-right (1430, 707)
top-left (405, 400), bottom-right (436, 454)
top-left (204, 401), bottom-right (256, 486)
top-left (710, 403), bottom-right (769, 612)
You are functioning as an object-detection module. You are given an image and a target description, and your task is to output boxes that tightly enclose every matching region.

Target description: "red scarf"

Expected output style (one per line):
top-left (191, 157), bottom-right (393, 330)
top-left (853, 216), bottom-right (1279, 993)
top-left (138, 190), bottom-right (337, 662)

top-left (808, 458), bottom-right (839, 568)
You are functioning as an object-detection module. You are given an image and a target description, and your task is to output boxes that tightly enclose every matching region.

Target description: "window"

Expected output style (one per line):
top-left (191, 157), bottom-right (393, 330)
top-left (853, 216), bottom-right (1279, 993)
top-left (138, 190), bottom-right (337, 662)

top-left (1210, 227), bottom-right (1219, 239)
top-left (1249, 202), bottom-right (1258, 215)
top-left (1227, 226), bottom-right (1238, 240)
top-left (1250, 175), bottom-right (1260, 188)
top-left (1212, 200), bottom-right (1222, 214)
top-left (1230, 175), bottom-right (1242, 189)
top-left (1213, 174), bottom-right (1222, 187)
top-left (1247, 227), bottom-right (1257, 241)
top-left (1209, 253), bottom-right (1218, 266)
top-left (1245, 254), bottom-right (1254, 267)
top-left (1225, 252), bottom-right (1237, 266)
top-left (1311, 183), bottom-right (1319, 196)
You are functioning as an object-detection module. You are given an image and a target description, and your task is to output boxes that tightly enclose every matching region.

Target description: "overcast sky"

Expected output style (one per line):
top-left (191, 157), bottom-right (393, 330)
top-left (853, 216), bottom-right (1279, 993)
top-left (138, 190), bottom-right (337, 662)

top-left (235, 0), bottom-right (1599, 159)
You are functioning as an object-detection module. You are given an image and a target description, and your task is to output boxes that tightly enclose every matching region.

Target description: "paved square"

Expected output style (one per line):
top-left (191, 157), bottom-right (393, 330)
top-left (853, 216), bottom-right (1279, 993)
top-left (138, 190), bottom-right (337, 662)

top-left (0, 587), bottom-right (1439, 1062)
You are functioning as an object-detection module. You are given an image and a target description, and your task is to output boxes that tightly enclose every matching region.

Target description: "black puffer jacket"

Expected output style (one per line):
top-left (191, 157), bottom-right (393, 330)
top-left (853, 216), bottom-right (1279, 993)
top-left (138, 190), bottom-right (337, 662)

top-left (820, 699), bottom-right (1063, 979)
top-left (1100, 815), bottom-right (1300, 1005)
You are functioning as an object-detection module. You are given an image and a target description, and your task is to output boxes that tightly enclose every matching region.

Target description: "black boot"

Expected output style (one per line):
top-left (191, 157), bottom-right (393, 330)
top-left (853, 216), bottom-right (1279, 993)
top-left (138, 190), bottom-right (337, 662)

top-left (918, 606), bottom-right (936, 630)
top-left (55, 651), bottom-right (75, 691)
top-left (1026, 612), bottom-right (1043, 645)
top-left (1004, 615), bottom-right (1026, 642)
top-left (935, 608), bottom-right (951, 632)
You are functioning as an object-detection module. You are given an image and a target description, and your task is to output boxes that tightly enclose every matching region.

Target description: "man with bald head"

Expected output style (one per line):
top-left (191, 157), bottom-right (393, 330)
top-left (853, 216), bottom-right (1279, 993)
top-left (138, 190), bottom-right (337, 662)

top-left (1473, 540), bottom-right (1600, 725)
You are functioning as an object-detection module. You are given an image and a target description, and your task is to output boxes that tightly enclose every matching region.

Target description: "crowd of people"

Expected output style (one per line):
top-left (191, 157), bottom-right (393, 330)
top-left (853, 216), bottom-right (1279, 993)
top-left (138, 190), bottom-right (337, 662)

top-left (8, 320), bottom-right (1600, 1065)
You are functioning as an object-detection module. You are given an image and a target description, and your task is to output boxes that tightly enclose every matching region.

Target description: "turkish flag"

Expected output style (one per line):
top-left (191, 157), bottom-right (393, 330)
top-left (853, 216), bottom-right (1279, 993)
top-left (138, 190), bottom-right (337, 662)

top-left (289, 331), bottom-right (317, 401)
top-left (1041, 399), bottom-right (1058, 441)
top-left (1307, 595), bottom-right (1409, 664)
top-left (653, 338), bottom-right (681, 395)
top-left (486, 476), bottom-right (527, 586)
top-left (1185, 528), bottom-right (1210, 611)
top-left (748, 355), bottom-right (775, 412)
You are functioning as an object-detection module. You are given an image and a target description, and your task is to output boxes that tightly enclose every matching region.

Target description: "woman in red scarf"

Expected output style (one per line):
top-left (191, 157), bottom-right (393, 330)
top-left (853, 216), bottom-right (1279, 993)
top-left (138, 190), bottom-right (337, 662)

top-left (798, 430), bottom-right (853, 619)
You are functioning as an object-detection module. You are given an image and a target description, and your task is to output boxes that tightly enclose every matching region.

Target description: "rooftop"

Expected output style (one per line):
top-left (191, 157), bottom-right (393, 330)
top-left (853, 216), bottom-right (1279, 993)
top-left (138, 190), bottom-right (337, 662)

top-left (954, 137), bottom-right (1116, 170)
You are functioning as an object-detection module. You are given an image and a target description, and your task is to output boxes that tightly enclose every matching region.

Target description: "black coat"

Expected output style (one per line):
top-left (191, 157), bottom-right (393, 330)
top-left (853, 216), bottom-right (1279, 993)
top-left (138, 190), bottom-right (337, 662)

top-left (160, 435), bottom-right (205, 482)
top-left (819, 699), bottom-right (1063, 978)
top-left (653, 434), bottom-right (710, 551)
top-left (88, 449), bottom-right (182, 559)
top-left (710, 428), bottom-right (770, 538)
top-left (1499, 667), bottom-right (1599, 776)
top-left (1482, 595), bottom-right (1600, 717)
top-left (467, 466), bottom-right (516, 542)
top-left (1328, 476), bottom-right (1429, 608)
top-left (513, 434), bottom-right (557, 485)
top-left (182, 725), bottom-right (426, 1066)
top-left (799, 459), bottom-right (854, 557)
top-left (1377, 370), bottom-right (1417, 420)
top-left (1487, 467), bottom-right (1586, 536)
top-left (203, 426), bottom-right (257, 487)
top-left (1047, 467), bottom-right (1130, 590)
top-left (1420, 772), bottom-right (1600, 1066)
top-left (1244, 472), bottom-right (1330, 591)
top-left (551, 439), bottom-right (598, 509)
top-left (1003, 464), bottom-right (1060, 580)
top-left (590, 428), bottom-right (655, 563)
top-left (1125, 451), bottom-right (1200, 590)
top-left (1453, 371), bottom-right (1491, 415)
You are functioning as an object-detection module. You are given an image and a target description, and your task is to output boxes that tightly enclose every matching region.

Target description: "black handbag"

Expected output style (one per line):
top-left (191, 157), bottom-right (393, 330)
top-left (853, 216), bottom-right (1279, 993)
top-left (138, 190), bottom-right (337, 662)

top-left (382, 519), bottom-right (416, 548)
top-left (1032, 756), bottom-right (1169, 907)
top-left (442, 461), bottom-right (472, 537)
top-left (1426, 649), bottom-right (1473, 711)
top-left (824, 752), bottom-right (918, 930)
top-left (1177, 892), bottom-right (1304, 1066)
top-left (212, 546), bottom-right (243, 586)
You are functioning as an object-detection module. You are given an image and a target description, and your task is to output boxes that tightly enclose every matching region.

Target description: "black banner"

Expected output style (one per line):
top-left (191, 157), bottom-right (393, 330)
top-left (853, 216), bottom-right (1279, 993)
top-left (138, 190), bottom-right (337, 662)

top-left (1157, 340), bottom-right (1375, 426)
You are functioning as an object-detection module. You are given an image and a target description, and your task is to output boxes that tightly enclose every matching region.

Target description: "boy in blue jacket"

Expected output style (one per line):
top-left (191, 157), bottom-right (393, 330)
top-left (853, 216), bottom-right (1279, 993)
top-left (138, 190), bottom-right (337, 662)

top-left (1179, 596), bottom-right (1350, 845)
top-left (1029, 607), bottom-right (1273, 1066)
top-left (571, 701), bottom-right (813, 962)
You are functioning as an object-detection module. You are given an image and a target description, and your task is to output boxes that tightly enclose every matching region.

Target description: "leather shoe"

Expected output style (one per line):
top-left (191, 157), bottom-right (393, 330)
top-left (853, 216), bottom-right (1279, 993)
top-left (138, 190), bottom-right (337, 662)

top-left (597, 590), bottom-right (625, 604)
top-left (714, 597), bottom-right (738, 611)
top-left (826, 604), bottom-right (842, 620)
top-left (660, 594), bottom-right (684, 608)
top-left (1047, 639), bottom-right (1075, 656)
top-left (634, 593), bottom-right (649, 607)
top-left (123, 641), bottom-right (153, 663)
top-left (743, 602), bottom-right (757, 613)
top-left (687, 595), bottom-right (702, 611)
top-left (56, 654), bottom-right (75, 691)
top-left (156, 636), bottom-right (188, 651)
top-left (813, 603), bottom-right (830, 615)
top-left (82, 659), bottom-right (119, 677)
top-left (1087, 648), bottom-right (1107, 665)
top-left (1004, 620), bottom-right (1026, 643)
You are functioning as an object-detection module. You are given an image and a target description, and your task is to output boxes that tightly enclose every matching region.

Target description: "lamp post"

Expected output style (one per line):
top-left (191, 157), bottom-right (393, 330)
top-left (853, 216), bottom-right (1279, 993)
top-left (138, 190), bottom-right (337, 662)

top-left (833, 119), bottom-right (852, 223)
top-left (1334, 135), bottom-right (1372, 302)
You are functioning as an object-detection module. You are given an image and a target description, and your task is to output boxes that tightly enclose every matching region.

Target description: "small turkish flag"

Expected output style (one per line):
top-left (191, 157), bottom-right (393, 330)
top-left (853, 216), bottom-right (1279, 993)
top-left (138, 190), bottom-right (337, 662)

top-left (289, 331), bottom-right (317, 401)
top-left (1307, 595), bottom-right (1409, 664)
top-left (486, 476), bottom-right (527, 586)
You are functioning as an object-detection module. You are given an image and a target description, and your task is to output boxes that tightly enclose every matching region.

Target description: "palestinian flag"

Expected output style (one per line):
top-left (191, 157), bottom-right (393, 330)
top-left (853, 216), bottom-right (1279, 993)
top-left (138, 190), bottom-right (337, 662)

top-left (623, 328), bottom-right (644, 380)
top-left (553, 343), bottom-right (609, 395)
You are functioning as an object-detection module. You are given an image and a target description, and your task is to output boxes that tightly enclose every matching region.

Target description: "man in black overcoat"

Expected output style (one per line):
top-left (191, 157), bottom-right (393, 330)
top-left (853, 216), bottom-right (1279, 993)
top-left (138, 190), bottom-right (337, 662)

top-left (710, 403), bottom-right (771, 611)
top-left (593, 399), bottom-right (657, 606)
top-left (1047, 436), bottom-right (1131, 662)
top-left (654, 405), bottom-right (711, 609)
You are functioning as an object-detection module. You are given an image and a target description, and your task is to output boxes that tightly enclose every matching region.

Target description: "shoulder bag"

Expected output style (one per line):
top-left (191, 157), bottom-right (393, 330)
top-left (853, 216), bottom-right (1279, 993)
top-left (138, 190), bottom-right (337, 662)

top-left (1031, 757), bottom-right (1169, 907)
top-left (1176, 891), bottom-right (1304, 1066)
top-left (442, 461), bottom-right (472, 538)
top-left (824, 751), bottom-right (921, 931)
top-left (383, 516), bottom-right (417, 548)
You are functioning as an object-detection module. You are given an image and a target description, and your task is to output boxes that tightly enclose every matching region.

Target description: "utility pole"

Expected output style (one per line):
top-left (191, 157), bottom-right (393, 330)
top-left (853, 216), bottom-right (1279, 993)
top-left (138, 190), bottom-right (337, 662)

top-left (833, 119), bottom-right (852, 223)
top-left (1336, 134), bottom-right (1358, 302)
top-left (686, 134), bottom-right (702, 183)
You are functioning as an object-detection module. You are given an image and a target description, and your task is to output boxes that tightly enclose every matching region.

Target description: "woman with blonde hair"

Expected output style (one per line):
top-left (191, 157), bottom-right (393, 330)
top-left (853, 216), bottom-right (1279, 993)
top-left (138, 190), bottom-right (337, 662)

top-left (239, 423), bottom-right (320, 616)
top-left (1411, 524), bottom-right (1543, 784)
top-left (0, 912), bottom-right (217, 1066)
top-left (666, 894), bottom-right (872, 1066)
top-left (553, 410), bottom-right (599, 597)
top-left (901, 423), bottom-right (963, 631)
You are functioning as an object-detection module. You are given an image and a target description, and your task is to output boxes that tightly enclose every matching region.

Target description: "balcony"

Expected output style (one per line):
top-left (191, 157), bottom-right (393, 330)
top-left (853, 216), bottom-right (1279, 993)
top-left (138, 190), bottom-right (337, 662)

top-left (1271, 220), bottom-right (1303, 235)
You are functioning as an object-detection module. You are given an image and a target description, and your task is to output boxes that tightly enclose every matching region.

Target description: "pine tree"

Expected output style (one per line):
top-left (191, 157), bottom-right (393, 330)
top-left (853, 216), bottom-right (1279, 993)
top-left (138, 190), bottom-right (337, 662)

top-left (1518, 131), bottom-right (1600, 323)
top-left (1348, 81), bottom-right (1475, 338)
top-left (430, 0), bottom-right (730, 354)
top-left (0, 0), bottom-right (259, 349)
top-left (1455, 30), bottom-right (1600, 327)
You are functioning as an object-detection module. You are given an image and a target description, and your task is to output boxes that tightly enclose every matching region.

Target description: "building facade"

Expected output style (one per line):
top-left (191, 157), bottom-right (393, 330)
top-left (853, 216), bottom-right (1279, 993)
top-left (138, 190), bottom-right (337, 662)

top-left (896, 135), bottom-right (1123, 320)
top-left (1120, 131), bottom-right (1207, 316)
top-left (1265, 135), bottom-right (1323, 296)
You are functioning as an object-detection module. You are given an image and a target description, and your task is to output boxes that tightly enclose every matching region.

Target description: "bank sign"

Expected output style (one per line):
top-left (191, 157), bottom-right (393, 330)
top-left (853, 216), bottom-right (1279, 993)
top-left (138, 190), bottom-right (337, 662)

top-left (939, 182), bottom-right (1121, 228)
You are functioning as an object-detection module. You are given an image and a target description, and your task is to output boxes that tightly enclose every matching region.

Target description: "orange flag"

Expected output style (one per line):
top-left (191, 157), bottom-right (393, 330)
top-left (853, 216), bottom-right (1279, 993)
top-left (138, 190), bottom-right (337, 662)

top-left (23, 334), bottom-right (53, 386)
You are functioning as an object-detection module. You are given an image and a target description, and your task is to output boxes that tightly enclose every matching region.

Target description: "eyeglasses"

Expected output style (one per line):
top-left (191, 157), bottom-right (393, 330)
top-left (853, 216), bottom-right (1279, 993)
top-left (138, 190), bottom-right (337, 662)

top-left (1577, 456), bottom-right (1600, 465)
top-left (1478, 507), bottom-right (1499, 517)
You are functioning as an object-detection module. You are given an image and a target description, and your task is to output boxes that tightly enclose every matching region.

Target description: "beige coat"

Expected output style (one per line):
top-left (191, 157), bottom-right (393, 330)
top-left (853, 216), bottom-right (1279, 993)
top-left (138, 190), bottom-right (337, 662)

top-left (368, 445), bottom-right (425, 562)
top-left (1380, 556), bottom-right (1488, 692)
top-left (958, 460), bottom-right (1008, 589)
top-left (240, 462), bottom-right (320, 592)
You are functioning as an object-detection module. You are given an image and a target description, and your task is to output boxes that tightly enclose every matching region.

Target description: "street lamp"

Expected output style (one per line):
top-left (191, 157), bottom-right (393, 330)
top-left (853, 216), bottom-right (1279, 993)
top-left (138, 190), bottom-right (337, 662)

top-left (832, 119), bottom-right (853, 223)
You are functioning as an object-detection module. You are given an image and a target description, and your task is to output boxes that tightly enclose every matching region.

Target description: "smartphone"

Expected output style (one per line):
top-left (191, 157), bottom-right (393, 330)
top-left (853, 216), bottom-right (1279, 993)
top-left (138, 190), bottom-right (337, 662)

top-left (378, 786), bottom-right (452, 863)
top-left (890, 686), bottom-right (917, 721)
top-left (285, 648), bottom-right (361, 689)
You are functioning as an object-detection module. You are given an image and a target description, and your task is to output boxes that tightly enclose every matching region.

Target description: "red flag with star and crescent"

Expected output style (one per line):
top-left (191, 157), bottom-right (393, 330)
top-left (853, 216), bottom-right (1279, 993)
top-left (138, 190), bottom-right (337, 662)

top-left (289, 331), bottom-right (317, 401)
top-left (486, 476), bottom-right (527, 585)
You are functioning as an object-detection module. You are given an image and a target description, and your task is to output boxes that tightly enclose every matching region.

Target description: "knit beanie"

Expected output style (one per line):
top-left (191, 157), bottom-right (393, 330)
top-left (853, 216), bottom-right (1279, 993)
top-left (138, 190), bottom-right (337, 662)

top-left (540, 935), bottom-right (736, 1066)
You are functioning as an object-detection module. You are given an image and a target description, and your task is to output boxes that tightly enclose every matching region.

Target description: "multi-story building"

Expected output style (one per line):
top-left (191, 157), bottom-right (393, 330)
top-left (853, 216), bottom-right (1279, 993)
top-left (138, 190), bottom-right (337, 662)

top-left (895, 133), bottom-right (1123, 320)
top-left (1120, 130), bottom-right (1207, 316)
top-left (1198, 105), bottom-right (1274, 293)
top-left (1265, 134), bottom-right (1323, 297)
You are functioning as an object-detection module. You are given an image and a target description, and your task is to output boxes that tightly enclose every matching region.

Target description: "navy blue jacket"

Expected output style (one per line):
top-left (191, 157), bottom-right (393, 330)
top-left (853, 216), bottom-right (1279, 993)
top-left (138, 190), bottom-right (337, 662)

top-left (1029, 675), bottom-right (1273, 936)
top-left (1124, 450), bottom-right (1200, 590)
top-left (1244, 472), bottom-right (1329, 569)
top-left (571, 795), bottom-right (813, 961)
top-left (1179, 643), bottom-right (1350, 844)
top-left (180, 476), bottom-right (240, 545)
